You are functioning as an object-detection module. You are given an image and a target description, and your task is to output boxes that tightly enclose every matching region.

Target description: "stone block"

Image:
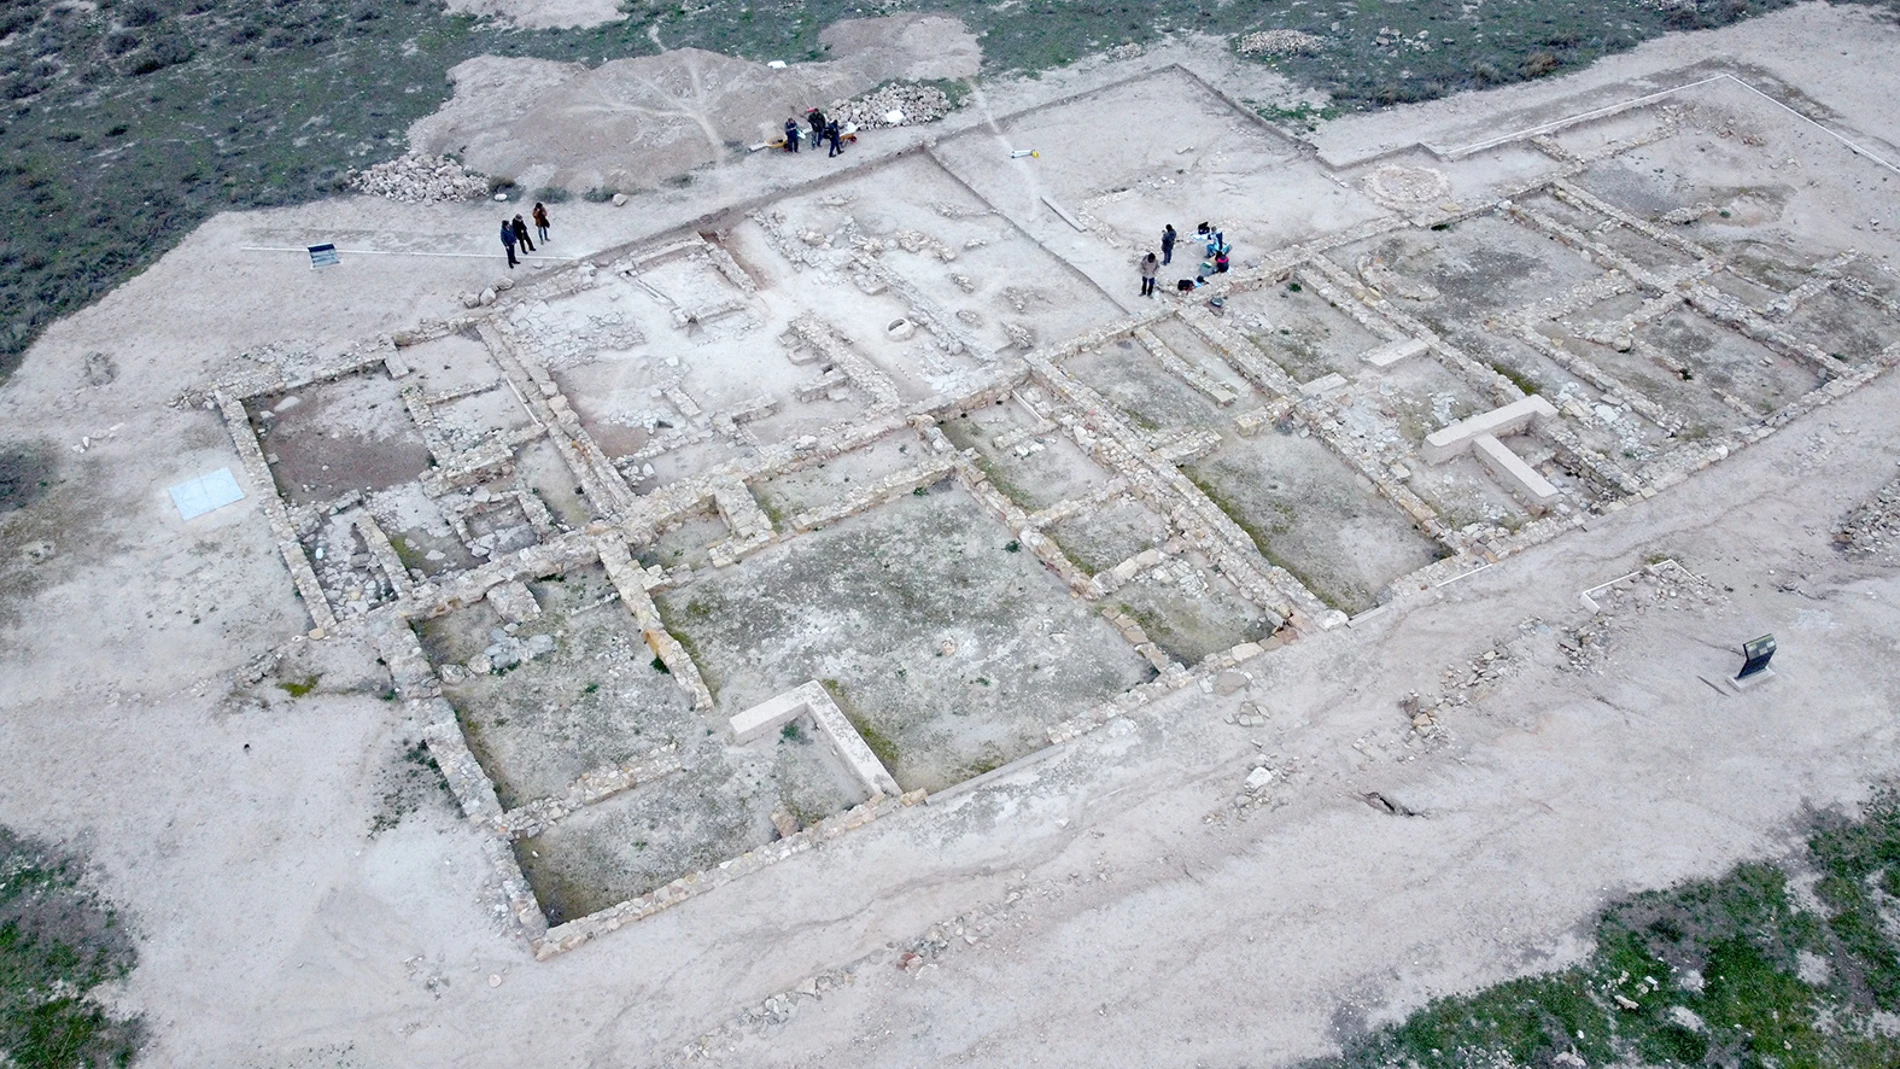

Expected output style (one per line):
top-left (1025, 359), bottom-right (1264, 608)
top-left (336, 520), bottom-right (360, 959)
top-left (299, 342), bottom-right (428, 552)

top-left (1470, 434), bottom-right (1560, 514)
top-left (1423, 395), bottom-right (1558, 463)
top-left (1363, 338), bottom-right (1428, 368)
top-left (1298, 373), bottom-right (1347, 398)
top-left (727, 681), bottom-right (899, 798)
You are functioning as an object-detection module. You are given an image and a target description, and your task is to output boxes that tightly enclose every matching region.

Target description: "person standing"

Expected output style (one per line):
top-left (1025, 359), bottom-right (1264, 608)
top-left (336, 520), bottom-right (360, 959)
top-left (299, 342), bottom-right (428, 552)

top-left (1140, 252), bottom-right (1159, 297)
top-left (808, 107), bottom-right (827, 145)
top-left (1161, 223), bottom-right (1176, 265)
top-left (532, 201), bottom-right (551, 244)
top-left (784, 118), bottom-right (802, 153)
top-left (500, 218), bottom-right (517, 268)
top-left (826, 119), bottom-right (844, 157)
top-left (512, 214), bottom-right (535, 253)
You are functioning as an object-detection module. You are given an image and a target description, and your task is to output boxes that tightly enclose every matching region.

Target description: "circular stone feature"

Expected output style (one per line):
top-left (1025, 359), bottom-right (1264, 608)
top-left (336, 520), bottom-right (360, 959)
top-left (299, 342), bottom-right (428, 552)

top-left (1363, 165), bottom-right (1452, 207)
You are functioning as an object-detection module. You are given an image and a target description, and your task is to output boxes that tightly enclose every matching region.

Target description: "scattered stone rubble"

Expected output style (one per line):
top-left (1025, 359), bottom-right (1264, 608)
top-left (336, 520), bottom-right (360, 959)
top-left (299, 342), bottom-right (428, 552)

top-left (348, 153), bottom-right (491, 204)
top-left (1557, 617), bottom-right (1613, 673)
top-left (1401, 629), bottom-right (1528, 734)
top-left (1235, 29), bottom-right (1325, 58)
top-left (826, 82), bottom-right (955, 128)
top-left (1836, 473), bottom-right (1900, 559)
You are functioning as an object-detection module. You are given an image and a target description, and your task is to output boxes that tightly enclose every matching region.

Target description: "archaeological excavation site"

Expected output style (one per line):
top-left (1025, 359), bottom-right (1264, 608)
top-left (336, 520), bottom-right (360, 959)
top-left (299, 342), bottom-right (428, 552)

top-left (190, 57), bottom-right (1900, 963)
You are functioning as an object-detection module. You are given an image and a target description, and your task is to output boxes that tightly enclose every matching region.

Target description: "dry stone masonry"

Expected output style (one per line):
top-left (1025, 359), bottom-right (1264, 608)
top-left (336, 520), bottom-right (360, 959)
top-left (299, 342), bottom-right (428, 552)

top-left (207, 62), bottom-right (1900, 956)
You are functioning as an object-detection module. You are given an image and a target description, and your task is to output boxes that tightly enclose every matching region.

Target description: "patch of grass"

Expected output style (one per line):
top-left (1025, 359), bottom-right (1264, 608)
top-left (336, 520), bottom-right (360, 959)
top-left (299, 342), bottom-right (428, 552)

top-left (1489, 360), bottom-right (1542, 397)
top-left (387, 534), bottom-right (425, 574)
top-left (369, 739), bottom-right (455, 834)
top-left (849, 715), bottom-right (901, 770)
top-left (276, 674), bottom-right (319, 697)
top-left (1183, 469), bottom-right (1345, 613)
top-left (913, 76), bottom-right (972, 109)
top-left (1317, 790), bottom-right (1900, 1069)
top-left (1253, 100), bottom-right (1339, 132)
top-left (649, 655), bottom-right (670, 675)
top-left (0, 443), bottom-right (55, 513)
top-left (753, 491), bottom-right (787, 532)
top-left (1810, 791), bottom-right (1900, 1010)
top-left (1253, 0), bottom-right (1803, 110)
top-left (529, 185), bottom-right (570, 203)
top-left (0, 826), bottom-right (144, 1068)
top-left (780, 720), bottom-right (804, 743)
top-left (824, 679), bottom-right (900, 771)
top-left (973, 456), bottom-right (1037, 511)
top-left (1045, 528), bottom-right (1112, 577)
top-left (962, 743), bottom-right (1005, 778)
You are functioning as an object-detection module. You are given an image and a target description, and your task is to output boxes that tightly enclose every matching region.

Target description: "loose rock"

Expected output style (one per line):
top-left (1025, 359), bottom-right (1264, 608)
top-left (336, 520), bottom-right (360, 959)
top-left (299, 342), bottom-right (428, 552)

top-left (348, 153), bottom-right (490, 204)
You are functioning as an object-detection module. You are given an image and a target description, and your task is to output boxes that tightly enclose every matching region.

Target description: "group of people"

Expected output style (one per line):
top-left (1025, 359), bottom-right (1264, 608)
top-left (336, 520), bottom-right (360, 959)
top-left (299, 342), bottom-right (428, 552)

top-left (782, 107), bottom-right (850, 158)
top-left (1139, 222), bottom-right (1232, 297)
top-left (499, 201), bottom-right (554, 268)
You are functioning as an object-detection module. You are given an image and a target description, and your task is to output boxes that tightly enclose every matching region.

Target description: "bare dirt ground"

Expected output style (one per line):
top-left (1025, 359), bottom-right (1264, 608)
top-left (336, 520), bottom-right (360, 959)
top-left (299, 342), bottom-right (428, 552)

top-left (411, 15), bottom-right (979, 193)
top-left (1, 5), bottom-right (1899, 1067)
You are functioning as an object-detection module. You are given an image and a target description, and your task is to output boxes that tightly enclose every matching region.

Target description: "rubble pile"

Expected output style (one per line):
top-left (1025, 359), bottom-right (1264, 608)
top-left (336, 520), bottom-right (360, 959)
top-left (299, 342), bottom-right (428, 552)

top-left (348, 153), bottom-right (491, 204)
top-left (1836, 474), bottom-right (1900, 559)
top-left (1401, 628), bottom-right (1534, 733)
top-left (437, 626), bottom-right (558, 682)
top-left (1236, 30), bottom-right (1325, 57)
top-left (827, 82), bottom-right (955, 128)
top-left (1557, 618), bottom-right (1612, 672)
top-left (1564, 563), bottom-right (1724, 671)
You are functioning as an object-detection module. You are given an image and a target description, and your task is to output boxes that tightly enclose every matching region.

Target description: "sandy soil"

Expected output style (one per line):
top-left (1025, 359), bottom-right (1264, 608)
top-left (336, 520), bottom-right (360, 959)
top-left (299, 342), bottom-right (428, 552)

top-left (1, 5), bottom-right (1898, 1068)
top-left (410, 15), bottom-right (980, 193)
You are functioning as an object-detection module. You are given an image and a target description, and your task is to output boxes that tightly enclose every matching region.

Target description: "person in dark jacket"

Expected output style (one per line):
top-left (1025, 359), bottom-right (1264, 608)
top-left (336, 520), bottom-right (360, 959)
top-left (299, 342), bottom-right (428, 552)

top-left (1161, 223), bottom-right (1176, 265)
top-left (532, 202), bottom-right (551, 244)
top-left (826, 119), bottom-right (844, 157)
top-left (784, 118), bottom-right (802, 153)
top-left (512, 214), bottom-right (534, 253)
top-left (500, 219), bottom-right (517, 268)
top-left (808, 107), bottom-right (827, 144)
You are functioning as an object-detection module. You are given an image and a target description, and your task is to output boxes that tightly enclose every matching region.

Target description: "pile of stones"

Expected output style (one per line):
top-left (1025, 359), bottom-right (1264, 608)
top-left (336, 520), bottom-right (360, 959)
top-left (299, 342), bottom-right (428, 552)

top-left (459, 274), bottom-right (514, 309)
top-left (1836, 473), bottom-right (1900, 559)
top-left (1235, 29), bottom-right (1324, 57)
top-left (439, 626), bottom-right (557, 681)
top-left (1557, 618), bottom-right (1612, 672)
top-left (827, 82), bottom-right (955, 128)
top-left (347, 153), bottom-right (491, 203)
